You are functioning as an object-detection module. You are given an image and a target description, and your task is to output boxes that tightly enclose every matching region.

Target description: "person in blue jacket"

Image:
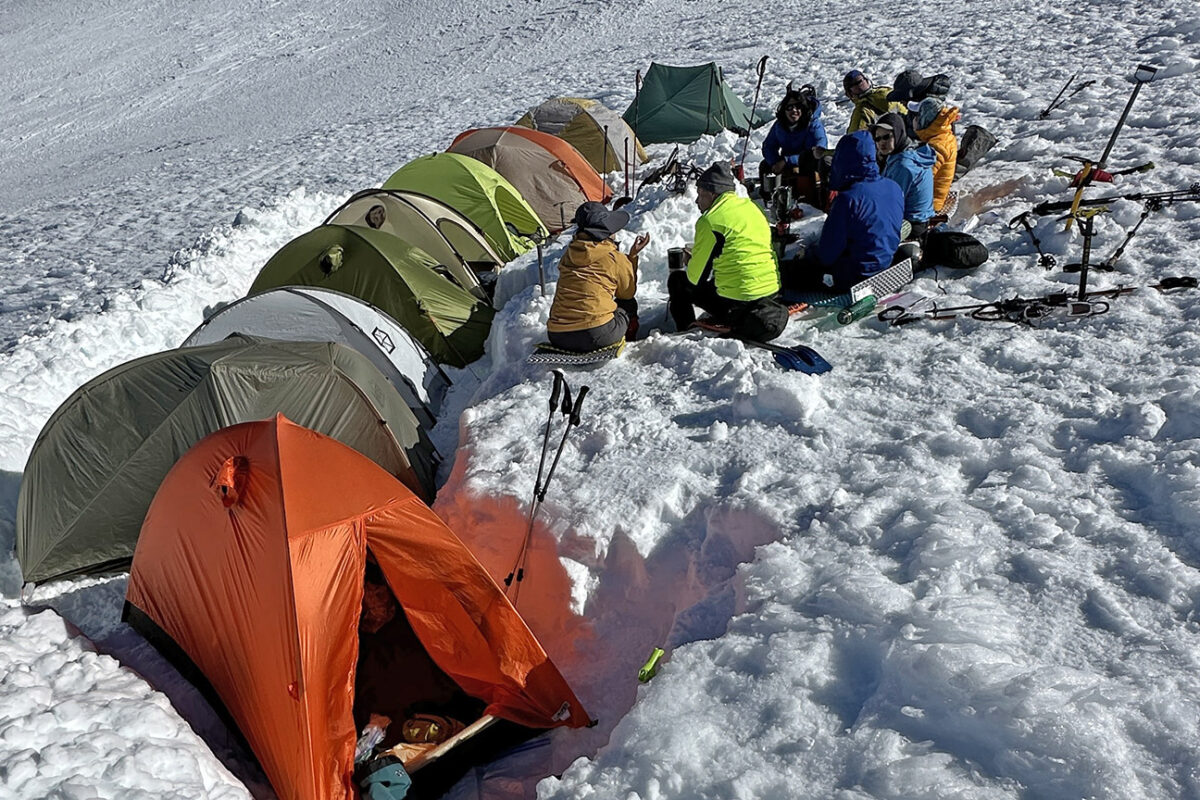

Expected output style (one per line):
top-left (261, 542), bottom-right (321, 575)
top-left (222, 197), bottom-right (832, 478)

top-left (872, 112), bottom-right (936, 238)
top-left (781, 130), bottom-right (903, 292)
top-left (759, 83), bottom-right (828, 207)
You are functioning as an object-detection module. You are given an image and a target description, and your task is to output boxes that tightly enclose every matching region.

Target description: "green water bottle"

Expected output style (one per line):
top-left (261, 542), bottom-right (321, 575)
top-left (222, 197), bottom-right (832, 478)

top-left (837, 294), bottom-right (877, 325)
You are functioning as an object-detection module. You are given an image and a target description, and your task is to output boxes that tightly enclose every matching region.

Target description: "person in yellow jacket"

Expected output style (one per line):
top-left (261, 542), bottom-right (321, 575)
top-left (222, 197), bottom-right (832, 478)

top-left (668, 162), bottom-right (789, 342)
top-left (913, 97), bottom-right (961, 214)
top-left (547, 202), bottom-right (649, 352)
top-left (843, 69), bottom-right (907, 133)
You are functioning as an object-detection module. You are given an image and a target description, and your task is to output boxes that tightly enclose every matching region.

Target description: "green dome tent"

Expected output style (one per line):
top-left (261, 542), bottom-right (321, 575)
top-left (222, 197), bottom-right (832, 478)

top-left (249, 224), bottom-right (494, 368)
top-left (382, 153), bottom-right (547, 262)
top-left (16, 336), bottom-right (438, 585)
top-left (623, 62), bottom-right (772, 145)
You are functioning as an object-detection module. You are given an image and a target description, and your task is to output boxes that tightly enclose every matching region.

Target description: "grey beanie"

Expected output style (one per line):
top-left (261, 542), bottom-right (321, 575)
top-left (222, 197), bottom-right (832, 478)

top-left (696, 162), bottom-right (737, 194)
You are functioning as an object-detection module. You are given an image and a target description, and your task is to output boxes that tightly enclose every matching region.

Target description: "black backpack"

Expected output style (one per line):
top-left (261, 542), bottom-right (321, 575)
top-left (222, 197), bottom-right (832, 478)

top-left (955, 125), bottom-right (998, 178)
top-left (921, 230), bottom-right (989, 270)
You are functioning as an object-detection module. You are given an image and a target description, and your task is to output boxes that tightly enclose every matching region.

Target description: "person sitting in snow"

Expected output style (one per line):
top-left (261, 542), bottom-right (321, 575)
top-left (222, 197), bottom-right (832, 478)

top-left (668, 162), bottom-right (789, 342)
top-left (872, 113), bottom-right (936, 239)
top-left (911, 97), bottom-right (961, 215)
top-left (546, 202), bottom-right (648, 353)
top-left (843, 69), bottom-right (906, 134)
top-left (781, 130), bottom-right (903, 293)
top-left (760, 82), bottom-right (828, 207)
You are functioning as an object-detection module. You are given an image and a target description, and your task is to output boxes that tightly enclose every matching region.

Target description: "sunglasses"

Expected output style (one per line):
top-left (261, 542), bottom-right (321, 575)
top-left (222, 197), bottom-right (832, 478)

top-left (847, 77), bottom-right (870, 97)
top-left (784, 104), bottom-right (803, 112)
top-left (873, 132), bottom-right (894, 142)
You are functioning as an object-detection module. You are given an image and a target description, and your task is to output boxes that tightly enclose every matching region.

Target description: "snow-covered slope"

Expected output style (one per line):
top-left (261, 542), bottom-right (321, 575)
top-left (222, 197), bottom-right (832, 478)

top-left (3, 0), bottom-right (1200, 797)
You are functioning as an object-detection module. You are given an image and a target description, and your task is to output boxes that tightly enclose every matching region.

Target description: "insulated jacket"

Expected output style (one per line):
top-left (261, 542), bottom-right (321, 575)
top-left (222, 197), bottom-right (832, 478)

top-left (761, 101), bottom-right (828, 165)
top-left (915, 105), bottom-right (961, 212)
top-left (687, 193), bottom-right (780, 301)
top-left (817, 130), bottom-right (904, 287)
top-left (548, 237), bottom-right (637, 332)
top-left (883, 145), bottom-right (937, 223)
top-left (846, 86), bottom-right (906, 133)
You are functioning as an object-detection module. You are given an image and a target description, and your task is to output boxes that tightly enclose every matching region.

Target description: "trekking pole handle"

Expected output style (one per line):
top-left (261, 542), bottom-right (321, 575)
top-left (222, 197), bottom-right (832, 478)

top-left (560, 384), bottom-right (573, 417)
top-left (569, 386), bottom-right (589, 426)
top-left (550, 370), bottom-right (565, 412)
top-left (756, 55), bottom-right (768, 77)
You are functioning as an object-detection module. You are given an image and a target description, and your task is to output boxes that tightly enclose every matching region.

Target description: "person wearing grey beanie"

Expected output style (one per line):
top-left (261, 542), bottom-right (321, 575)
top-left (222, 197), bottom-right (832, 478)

top-left (666, 161), bottom-right (789, 342)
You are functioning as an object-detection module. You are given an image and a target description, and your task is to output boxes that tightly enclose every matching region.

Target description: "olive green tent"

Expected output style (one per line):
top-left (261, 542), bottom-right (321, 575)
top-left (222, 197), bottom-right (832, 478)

top-left (622, 62), bottom-right (772, 145)
top-left (382, 153), bottom-right (547, 262)
top-left (249, 224), bottom-right (494, 367)
top-left (323, 188), bottom-right (504, 299)
top-left (515, 97), bottom-right (649, 175)
top-left (16, 336), bottom-right (439, 585)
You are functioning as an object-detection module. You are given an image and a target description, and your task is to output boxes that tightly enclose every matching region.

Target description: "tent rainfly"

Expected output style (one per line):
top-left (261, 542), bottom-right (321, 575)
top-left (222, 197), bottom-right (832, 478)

top-left (447, 126), bottom-right (611, 233)
top-left (623, 62), bottom-right (772, 145)
top-left (125, 416), bottom-right (591, 800)
top-left (248, 224), bottom-right (495, 368)
top-left (323, 189), bottom-right (505, 298)
top-left (382, 153), bottom-right (547, 262)
top-left (181, 286), bottom-right (452, 428)
top-left (515, 96), bottom-right (648, 175)
top-left (16, 336), bottom-right (438, 585)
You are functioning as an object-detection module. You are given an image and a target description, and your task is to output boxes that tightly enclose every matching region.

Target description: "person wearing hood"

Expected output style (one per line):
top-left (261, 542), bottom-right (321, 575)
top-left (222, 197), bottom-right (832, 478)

top-left (547, 201), bottom-right (649, 352)
top-left (872, 111), bottom-right (936, 237)
top-left (912, 97), bottom-right (961, 214)
top-left (843, 69), bottom-right (906, 134)
top-left (760, 83), bottom-right (828, 208)
top-left (668, 162), bottom-right (789, 341)
top-left (784, 130), bottom-right (903, 291)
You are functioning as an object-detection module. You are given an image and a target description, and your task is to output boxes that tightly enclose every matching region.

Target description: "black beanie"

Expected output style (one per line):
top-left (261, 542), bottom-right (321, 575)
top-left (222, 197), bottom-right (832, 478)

top-left (696, 162), bottom-right (737, 194)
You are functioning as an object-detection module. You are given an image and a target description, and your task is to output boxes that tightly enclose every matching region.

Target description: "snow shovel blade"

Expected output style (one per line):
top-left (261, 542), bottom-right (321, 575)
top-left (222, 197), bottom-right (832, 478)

top-left (758, 342), bottom-right (832, 374)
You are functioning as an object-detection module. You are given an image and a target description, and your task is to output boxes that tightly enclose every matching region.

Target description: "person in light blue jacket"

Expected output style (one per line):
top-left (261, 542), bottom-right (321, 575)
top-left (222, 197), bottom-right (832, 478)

top-left (872, 111), bottom-right (936, 237)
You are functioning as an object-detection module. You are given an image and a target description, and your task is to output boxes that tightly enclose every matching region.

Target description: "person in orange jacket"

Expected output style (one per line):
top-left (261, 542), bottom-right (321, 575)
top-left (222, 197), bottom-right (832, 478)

top-left (912, 97), bottom-right (961, 214)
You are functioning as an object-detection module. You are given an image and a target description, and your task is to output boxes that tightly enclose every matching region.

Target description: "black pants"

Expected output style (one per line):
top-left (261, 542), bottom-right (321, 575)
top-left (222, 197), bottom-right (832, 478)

top-left (667, 273), bottom-right (788, 342)
top-left (547, 298), bottom-right (638, 352)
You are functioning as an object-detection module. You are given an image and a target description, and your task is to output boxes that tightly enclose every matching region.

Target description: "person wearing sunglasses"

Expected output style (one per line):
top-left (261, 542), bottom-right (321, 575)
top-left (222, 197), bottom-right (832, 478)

top-left (871, 112), bottom-right (936, 239)
top-left (843, 69), bottom-right (907, 134)
top-left (760, 82), bottom-right (828, 206)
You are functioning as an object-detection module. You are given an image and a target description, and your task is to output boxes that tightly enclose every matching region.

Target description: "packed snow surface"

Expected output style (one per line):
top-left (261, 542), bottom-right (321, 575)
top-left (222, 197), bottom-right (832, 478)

top-left (3, 0), bottom-right (1200, 798)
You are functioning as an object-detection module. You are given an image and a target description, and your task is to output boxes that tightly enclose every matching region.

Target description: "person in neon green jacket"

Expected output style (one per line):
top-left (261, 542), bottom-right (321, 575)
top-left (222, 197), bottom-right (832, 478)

top-left (667, 162), bottom-right (789, 342)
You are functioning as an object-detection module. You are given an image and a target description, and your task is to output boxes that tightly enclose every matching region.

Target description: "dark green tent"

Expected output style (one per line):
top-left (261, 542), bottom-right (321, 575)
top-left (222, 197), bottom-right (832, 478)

top-left (17, 336), bottom-right (439, 585)
top-left (623, 62), bottom-right (772, 145)
top-left (249, 224), bottom-right (495, 368)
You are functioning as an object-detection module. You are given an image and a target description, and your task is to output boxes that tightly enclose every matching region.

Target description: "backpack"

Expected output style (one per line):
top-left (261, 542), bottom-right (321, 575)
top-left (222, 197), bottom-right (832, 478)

top-left (954, 125), bottom-right (998, 178)
top-left (921, 230), bottom-right (988, 269)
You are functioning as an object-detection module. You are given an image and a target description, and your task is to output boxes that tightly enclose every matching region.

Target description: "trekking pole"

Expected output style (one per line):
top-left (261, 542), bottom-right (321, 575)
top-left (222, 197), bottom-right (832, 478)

top-left (1100, 205), bottom-right (1153, 270)
top-left (737, 56), bottom-right (769, 181)
top-left (509, 384), bottom-right (590, 605)
top-left (1064, 64), bottom-right (1157, 231)
top-left (624, 138), bottom-right (632, 198)
top-left (1039, 72), bottom-right (1076, 119)
top-left (505, 370), bottom-right (567, 596)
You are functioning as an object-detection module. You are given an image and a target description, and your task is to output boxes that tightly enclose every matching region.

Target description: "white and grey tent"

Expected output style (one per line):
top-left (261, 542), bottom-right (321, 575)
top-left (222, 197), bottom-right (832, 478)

top-left (324, 189), bottom-right (505, 299)
top-left (182, 287), bottom-right (451, 427)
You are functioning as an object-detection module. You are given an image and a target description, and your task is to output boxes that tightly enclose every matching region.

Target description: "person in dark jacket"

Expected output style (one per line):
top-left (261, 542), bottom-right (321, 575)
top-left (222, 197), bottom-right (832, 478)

top-left (782, 130), bottom-right (903, 292)
top-left (760, 83), bottom-right (828, 206)
top-left (872, 112), bottom-right (936, 237)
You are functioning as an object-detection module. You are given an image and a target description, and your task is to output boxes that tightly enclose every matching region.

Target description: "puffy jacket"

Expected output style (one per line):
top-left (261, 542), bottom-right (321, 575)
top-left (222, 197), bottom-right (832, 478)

top-left (882, 145), bottom-right (937, 223)
top-left (761, 101), bottom-right (828, 165)
top-left (915, 105), bottom-right (961, 212)
top-left (687, 193), bottom-right (780, 301)
top-left (817, 131), bottom-right (904, 287)
top-left (846, 86), bottom-right (906, 133)
top-left (548, 237), bottom-right (637, 332)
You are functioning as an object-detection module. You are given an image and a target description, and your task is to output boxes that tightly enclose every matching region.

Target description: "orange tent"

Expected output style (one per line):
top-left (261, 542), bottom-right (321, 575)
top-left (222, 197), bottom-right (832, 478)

top-left (125, 415), bottom-right (589, 800)
top-left (448, 126), bottom-right (612, 232)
